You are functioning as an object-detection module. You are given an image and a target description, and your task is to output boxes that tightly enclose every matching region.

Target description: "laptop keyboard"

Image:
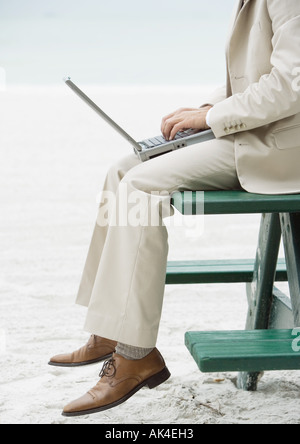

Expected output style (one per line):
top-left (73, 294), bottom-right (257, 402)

top-left (139, 129), bottom-right (196, 150)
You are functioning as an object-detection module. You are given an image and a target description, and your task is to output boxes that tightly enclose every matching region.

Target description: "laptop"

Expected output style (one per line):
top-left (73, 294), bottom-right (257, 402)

top-left (64, 77), bottom-right (215, 162)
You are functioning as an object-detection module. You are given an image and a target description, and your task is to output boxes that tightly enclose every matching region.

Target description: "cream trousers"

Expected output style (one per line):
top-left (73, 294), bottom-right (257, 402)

top-left (76, 136), bottom-right (241, 347)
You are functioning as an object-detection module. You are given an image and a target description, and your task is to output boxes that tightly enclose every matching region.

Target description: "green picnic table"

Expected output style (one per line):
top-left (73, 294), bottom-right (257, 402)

top-left (166, 191), bottom-right (300, 391)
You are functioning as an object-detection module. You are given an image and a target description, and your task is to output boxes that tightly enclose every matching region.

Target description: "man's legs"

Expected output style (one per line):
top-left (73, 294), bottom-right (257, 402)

top-left (79, 135), bottom-right (240, 348)
top-left (57, 136), bottom-right (241, 415)
top-left (76, 154), bottom-right (141, 308)
top-left (49, 155), bottom-right (141, 368)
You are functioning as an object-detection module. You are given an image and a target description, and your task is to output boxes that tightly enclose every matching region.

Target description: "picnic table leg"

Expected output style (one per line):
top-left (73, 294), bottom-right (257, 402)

top-left (280, 213), bottom-right (300, 326)
top-left (237, 213), bottom-right (282, 391)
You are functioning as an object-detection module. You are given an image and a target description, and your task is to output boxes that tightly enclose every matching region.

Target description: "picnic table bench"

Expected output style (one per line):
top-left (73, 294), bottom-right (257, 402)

top-left (167, 190), bottom-right (300, 391)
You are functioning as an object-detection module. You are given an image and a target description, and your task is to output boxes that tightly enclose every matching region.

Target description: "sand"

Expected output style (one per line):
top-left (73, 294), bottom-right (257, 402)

top-left (0, 86), bottom-right (299, 424)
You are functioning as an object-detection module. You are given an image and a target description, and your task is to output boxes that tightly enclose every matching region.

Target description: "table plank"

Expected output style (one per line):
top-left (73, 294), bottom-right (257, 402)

top-left (171, 191), bottom-right (300, 215)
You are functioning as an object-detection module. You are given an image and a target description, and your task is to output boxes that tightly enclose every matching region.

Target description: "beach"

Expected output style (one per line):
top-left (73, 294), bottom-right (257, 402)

top-left (0, 85), bottom-right (299, 424)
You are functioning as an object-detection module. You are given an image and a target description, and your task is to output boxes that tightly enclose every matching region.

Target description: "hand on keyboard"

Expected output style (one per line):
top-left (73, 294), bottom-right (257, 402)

top-left (161, 106), bottom-right (212, 141)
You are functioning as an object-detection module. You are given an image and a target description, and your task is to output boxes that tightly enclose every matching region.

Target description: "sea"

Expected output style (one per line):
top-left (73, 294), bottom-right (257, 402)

top-left (0, 0), bottom-right (237, 87)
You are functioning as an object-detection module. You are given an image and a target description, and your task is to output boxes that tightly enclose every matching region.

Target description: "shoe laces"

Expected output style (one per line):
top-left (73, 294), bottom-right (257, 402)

top-left (99, 358), bottom-right (116, 379)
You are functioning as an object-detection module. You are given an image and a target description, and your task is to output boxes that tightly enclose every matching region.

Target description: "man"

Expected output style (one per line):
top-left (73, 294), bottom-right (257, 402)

top-left (50, 0), bottom-right (300, 416)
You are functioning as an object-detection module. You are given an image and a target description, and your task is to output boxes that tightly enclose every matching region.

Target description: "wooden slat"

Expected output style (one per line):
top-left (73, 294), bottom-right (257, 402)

top-left (171, 191), bottom-right (300, 215)
top-left (185, 329), bottom-right (300, 373)
top-left (166, 258), bottom-right (287, 285)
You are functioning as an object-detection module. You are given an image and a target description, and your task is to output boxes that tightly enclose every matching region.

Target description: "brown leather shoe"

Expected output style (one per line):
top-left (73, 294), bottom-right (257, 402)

top-left (62, 349), bottom-right (171, 416)
top-left (49, 335), bottom-right (117, 367)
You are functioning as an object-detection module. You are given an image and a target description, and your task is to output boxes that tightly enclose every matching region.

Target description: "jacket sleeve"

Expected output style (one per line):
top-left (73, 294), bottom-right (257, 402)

top-left (208, 0), bottom-right (300, 138)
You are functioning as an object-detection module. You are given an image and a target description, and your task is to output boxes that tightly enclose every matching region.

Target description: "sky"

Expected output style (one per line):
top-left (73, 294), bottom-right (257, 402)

top-left (0, 0), bottom-right (236, 19)
top-left (0, 0), bottom-right (237, 85)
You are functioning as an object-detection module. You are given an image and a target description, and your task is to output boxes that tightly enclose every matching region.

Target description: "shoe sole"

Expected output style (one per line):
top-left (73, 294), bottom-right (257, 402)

top-left (61, 366), bottom-right (171, 417)
top-left (48, 353), bottom-right (113, 368)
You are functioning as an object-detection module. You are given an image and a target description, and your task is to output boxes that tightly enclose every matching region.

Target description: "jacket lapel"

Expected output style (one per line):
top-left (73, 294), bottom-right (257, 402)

top-left (226, 0), bottom-right (252, 55)
top-left (235, 0), bottom-right (245, 21)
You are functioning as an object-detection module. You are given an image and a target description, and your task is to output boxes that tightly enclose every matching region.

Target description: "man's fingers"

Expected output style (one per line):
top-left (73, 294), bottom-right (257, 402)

top-left (162, 115), bottom-right (184, 140)
top-left (161, 107), bottom-right (210, 140)
top-left (163, 111), bottom-right (193, 140)
top-left (169, 121), bottom-right (187, 141)
top-left (161, 113), bottom-right (176, 134)
top-left (161, 109), bottom-right (183, 133)
top-left (161, 108), bottom-right (194, 135)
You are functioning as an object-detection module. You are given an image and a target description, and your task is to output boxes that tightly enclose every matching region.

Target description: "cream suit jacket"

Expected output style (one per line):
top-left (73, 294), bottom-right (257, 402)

top-left (206, 0), bottom-right (300, 194)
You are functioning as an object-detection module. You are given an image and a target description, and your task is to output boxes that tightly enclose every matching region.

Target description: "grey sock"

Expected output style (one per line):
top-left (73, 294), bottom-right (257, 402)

top-left (116, 342), bottom-right (154, 360)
